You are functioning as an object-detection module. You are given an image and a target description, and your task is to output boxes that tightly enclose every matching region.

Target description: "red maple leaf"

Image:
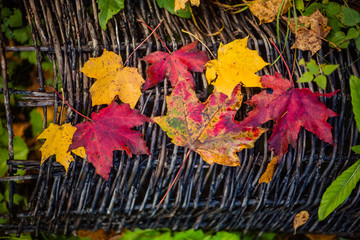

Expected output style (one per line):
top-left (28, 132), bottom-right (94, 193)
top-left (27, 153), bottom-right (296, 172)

top-left (240, 72), bottom-right (338, 159)
top-left (141, 41), bottom-right (209, 91)
top-left (69, 102), bottom-right (151, 180)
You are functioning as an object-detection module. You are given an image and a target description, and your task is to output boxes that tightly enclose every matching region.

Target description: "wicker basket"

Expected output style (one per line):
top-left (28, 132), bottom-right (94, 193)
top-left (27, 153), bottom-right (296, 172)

top-left (0, 0), bottom-right (359, 237)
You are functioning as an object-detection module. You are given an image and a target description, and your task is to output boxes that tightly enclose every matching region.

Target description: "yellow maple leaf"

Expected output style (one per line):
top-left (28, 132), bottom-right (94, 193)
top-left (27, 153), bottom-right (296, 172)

top-left (174, 0), bottom-right (200, 12)
top-left (259, 156), bottom-right (279, 184)
top-left (81, 49), bottom-right (144, 108)
top-left (205, 37), bottom-right (269, 96)
top-left (246, 0), bottom-right (292, 25)
top-left (38, 123), bottom-right (85, 172)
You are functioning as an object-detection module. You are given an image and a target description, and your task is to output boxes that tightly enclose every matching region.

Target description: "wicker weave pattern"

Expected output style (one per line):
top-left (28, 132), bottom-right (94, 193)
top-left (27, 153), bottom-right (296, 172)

top-left (0, 0), bottom-right (359, 237)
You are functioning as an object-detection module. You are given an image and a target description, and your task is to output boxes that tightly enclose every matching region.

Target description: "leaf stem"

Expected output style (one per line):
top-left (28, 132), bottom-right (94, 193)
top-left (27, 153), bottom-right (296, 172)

top-left (51, 87), bottom-right (92, 121)
top-left (124, 19), bottom-right (164, 66)
top-left (181, 29), bottom-right (215, 59)
top-left (156, 149), bottom-right (191, 208)
top-left (270, 39), bottom-right (294, 86)
top-left (137, 20), bottom-right (171, 54)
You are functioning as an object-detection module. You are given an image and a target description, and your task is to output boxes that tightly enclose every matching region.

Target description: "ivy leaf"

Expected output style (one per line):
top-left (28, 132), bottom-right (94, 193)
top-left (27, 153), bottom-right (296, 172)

top-left (246, 0), bottom-right (292, 25)
top-left (81, 49), bottom-right (144, 108)
top-left (240, 72), bottom-right (338, 159)
top-left (342, 6), bottom-right (360, 27)
top-left (306, 59), bottom-right (320, 75)
top-left (8, 9), bottom-right (22, 28)
top-left (321, 64), bottom-right (339, 76)
top-left (38, 123), bottom-right (85, 172)
top-left (205, 37), bottom-right (269, 96)
top-left (156, 0), bottom-right (191, 18)
top-left (141, 41), bottom-right (208, 91)
top-left (69, 102), bottom-right (152, 180)
top-left (98, 0), bottom-right (125, 30)
top-left (153, 80), bottom-right (265, 166)
top-left (319, 159), bottom-right (360, 220)
top-left (297, 72), bottom-right (314, 83)
top-left (314, 75), bottom-right (327, 90)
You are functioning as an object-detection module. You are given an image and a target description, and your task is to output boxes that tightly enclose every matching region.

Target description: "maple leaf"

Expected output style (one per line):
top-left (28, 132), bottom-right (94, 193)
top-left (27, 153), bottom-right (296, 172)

top-left (246, 0), bottom-right (292, 24)
top-left (69, 102), bottom-right (151, 180)
top-left (240, 72), bottom-right (338, 159)
top-left (283, 8), bottom-right (331, 56)
top-left (153, 80), bottom-right (266, 166)
top-left (205, 37), bottom-right (269, 97)
top-left (81, 49), bottom-right (144, 108)
top-left (174, 0), bottom-right (200, 12)
top-left (141, 41), bottom-right (209, 91)
top-left (38, 123), bottom-right (85, 172)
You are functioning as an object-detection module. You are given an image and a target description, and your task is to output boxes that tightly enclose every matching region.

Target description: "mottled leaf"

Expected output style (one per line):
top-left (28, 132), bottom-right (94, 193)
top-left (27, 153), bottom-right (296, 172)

top-left (293, 211), bottom-right (309, 234)
top-left (153, 80), bottom-right (265, 166)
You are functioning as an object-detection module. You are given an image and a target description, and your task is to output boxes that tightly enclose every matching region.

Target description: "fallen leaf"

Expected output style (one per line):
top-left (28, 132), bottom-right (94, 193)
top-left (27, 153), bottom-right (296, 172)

top-left (259, 156), bottom-right (279, 184)
top-left (38, 123), bottom-right (85, 172)
top-left (141, 41), bottom-right (208, 91)
top-left (305, 234), bottom-right (337, 240)
top-left (153, 80), bottom-right (266, 166)
top-left (293, 211), bottom-right (309, 234)
top-left (98, 0), bottom-right (125, 30)
top-left (284, 8), bottom-right (331, 55)
top-left (13, 122), bottom-right (30, 137)
top-left (81, 49), bottom-right (144, 108)
top-left (174, 0), bottom-right (200, 12)
top-left (205, 37), bottom-right (269, 97)
top-left (240, 72), bottom-right (338, 159)
top-left (69, 102), bottom-right (151, 180)
top-left (246, 0), bottom-right (292, 24)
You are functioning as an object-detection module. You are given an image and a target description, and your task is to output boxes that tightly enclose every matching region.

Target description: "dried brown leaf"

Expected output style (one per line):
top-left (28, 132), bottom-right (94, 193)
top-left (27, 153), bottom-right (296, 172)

top-left (293, 210), bottom-right (309, 235)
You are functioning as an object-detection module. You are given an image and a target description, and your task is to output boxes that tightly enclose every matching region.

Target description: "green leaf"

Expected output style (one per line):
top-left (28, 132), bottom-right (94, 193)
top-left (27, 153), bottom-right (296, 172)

top-left (342, 6), bottom-right (360, 27)
top-left (13, 28), bottom-right (29, 44)
top-left (303, 3), bottom-right (324, 16)
top-left (173, 229), bottom-right (210, 240)
top-left (321, 64), bottom-right (339, 76)
top-left (319, 158), bottom-right (360, 220)
top-left (212, 232), bottom-right (240, 240)
top-left (156, 0), bottom-right (191, 19)
top-left (20, 51), bottom-right (37, 65)
top-left (0, 148), bottom-right (9, 177)
top-left (352, 145), bottom-right (360, 154)
top-left (297, 71), bottom-right (314, 83)
top-left (295, 0), bottom-right (304, 12)
top-left (330, 31), bottom-right (350, 49)
top-left (323, 2), bottom-right (342, 17)
top-left (298, 58), bottom-right (305, 66)
top-left (346, 28), bottom-right (360, 40)
top-left (1, 8), bottom-right (12, 18)
top-left (314, 75), bottom-right (327, 90)
top-left (13, 136), bottom-right (29, 160)
top-left (0, 202), bottom-right (7, 214)
top-left (8, 8), bottom-right (22, 28)
top-left (30, 109), bottom-right (44, 137)
top-left (306, 59), bottom-right (320, 75)
top-left (97, 0), bottom-right (125, 30)
top-left (356, 37), bottom-right (360, 51)
top-left (350, 75), bottom-right (360, 131)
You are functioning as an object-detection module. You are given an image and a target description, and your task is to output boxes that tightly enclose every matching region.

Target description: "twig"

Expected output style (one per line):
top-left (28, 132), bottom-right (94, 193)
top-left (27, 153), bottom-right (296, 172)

top-left (51, 87), bottom-right (92, 121)
top-left (124, 20), bottom-right (164, 66)
top-left (270, 39), bottom-right (294, 86)
top-left (137, 20), bottom-right (171, 54)
top-left (156, 149), bottom-right (191, 207)
top-left (181, 29), bottom-right (215, 59)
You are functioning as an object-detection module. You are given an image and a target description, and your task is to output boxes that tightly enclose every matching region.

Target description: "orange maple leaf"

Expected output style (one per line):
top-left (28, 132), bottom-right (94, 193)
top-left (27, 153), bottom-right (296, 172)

top-left (81, 49), bottom-right (144, 108)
